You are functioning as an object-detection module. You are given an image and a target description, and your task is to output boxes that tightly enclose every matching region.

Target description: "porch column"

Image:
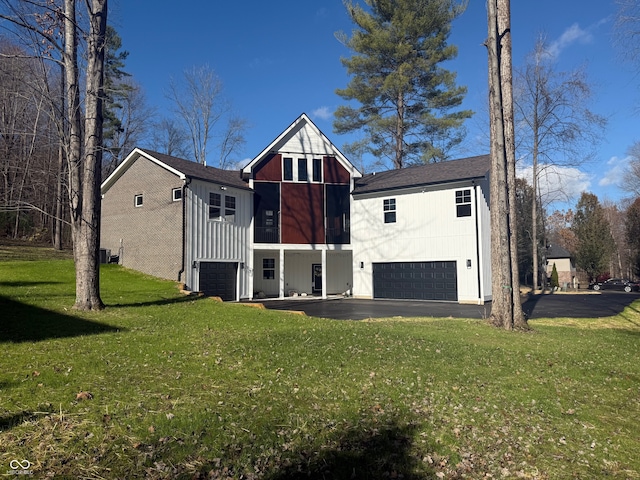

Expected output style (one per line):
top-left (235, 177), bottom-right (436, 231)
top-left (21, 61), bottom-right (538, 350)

top-left (321, 248), bottom-right (327, 299)
top-left (279, 248), bottom-right (285, 299)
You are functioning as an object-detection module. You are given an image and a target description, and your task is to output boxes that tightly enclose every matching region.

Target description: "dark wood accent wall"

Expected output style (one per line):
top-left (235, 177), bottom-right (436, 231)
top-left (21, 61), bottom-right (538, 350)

top-left (254, 153), bottom-right (282, 181)
top-left (281, 183), bottom-right (325, 244)
top-left (323, 156), bottom-right (350, 184)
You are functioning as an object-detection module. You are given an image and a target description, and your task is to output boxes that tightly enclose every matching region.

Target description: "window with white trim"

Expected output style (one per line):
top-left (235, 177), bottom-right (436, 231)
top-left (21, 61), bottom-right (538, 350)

top-left (134, 194), bottom-right (143, 207)
top-left (225, 195), bottom-right (236, 223)
top-left (283, 157), bottom-right (293, 181)
top-left (209, 192), bottom-right (236, 222)
top-left (455, 189), bottom-right (472, 217)
top-left (172, 188), bottom-right (182, 201)
top-left (383, 198), bottom-right (396, 223)
top-left (263, 258), bottom-right (275, 279)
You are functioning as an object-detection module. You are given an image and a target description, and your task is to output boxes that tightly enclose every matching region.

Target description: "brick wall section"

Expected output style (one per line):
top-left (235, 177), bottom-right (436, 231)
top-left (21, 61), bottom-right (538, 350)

top-left (101, 156), bottom-right (183, 281)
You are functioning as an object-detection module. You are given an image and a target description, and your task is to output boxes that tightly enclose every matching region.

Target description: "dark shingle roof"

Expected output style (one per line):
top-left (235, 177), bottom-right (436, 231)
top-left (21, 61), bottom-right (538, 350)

top-left (546, 245), bottom-right (572, 259)
top-left (139, 149), bottom-right (251, 191)
top-left (352, 155), bottom-right (490, 195)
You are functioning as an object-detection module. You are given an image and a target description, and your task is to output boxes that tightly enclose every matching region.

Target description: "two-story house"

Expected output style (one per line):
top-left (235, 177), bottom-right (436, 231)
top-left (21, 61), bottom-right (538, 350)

top-left (100, 114), bottom-right (492, 304)
top-left (100, 148), bottom-right (253, 301)
top-left (241, 113), bottom-right (362, 299)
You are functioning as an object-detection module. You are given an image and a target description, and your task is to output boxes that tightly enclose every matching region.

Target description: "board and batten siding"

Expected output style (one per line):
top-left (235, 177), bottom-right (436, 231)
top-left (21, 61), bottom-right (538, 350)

top-left (279, 122), bottom-right (337, 156)
top-left (184, 178), bottom-right (253, 299)
top-left (351, 179), bottom-right (491, 304)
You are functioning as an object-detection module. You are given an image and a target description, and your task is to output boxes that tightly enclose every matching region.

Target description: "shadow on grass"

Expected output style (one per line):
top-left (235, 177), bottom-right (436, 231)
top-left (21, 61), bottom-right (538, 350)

top-left (0, 281), bottom-right (64, 288)
top-left (260, 422), bottom-right (430, 479)
top-left (0, 295), bottom-right (122, 343)
top-left (107, 295), bottom-right (208, 309)
top-left (0, 410), bottom-right (49, 432)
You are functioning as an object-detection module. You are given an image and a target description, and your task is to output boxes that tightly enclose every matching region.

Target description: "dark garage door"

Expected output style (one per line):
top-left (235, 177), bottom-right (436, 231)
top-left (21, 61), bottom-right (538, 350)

top-left (373, 261), bottom-right (458, 301)
top-left (199, 262), bottom-right (237, 301)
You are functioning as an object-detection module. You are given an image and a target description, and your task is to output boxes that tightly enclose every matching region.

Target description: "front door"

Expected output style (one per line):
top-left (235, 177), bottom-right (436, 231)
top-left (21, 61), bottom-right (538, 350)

top-left (312, 264), bottom-right (322, 293)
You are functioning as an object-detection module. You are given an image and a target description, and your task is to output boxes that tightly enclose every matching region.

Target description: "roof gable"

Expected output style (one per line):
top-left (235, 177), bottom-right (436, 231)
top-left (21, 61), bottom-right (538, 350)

top-left (101, 148), bottom-right (250, 194)
top-left (546, 245), bottom-right (572, 259)
top-left (242, 113), bottom-right (361, 179)
top-left (352, 155), bottom-right (491, 195)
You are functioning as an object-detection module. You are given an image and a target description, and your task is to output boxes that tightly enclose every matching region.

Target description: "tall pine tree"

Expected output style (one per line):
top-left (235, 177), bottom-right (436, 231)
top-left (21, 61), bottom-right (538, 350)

top-left (334, 0), bottom-right (472, 169)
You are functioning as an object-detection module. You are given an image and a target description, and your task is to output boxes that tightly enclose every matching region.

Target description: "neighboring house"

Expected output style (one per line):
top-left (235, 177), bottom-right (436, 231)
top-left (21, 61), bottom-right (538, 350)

top-left (351, 155), bottom-right (492, 304)
top-left (545, 245), bottom-right (577, 288)
top-left (100, 148), bottom-right (253, 301)
top-left (241, 113), bottom-right (362, 299)
top-left (101, 114), bottom-right (493, 304)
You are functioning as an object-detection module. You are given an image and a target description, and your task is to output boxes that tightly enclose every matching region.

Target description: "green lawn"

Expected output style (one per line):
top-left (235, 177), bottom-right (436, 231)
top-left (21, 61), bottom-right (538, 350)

top-left (1, 247), bottom-right (639, 479)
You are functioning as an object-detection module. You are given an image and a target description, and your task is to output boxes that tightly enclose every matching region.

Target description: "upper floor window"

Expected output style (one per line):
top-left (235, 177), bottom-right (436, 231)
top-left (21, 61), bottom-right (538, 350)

top-left (455, 189), bottom-right (472, 217)
top-left (283, 157), bottom-right (293, 181)
top-left (172, 188), bottom-right (182, 201)
top-left (297, 158), bottom-right (308, 181)
top-left (313, 158), bottom-right (322, 182)
top-left (209, 193), bottom-right (221, 219)
top-left (134, 194), bottom-right (143, 207)
top-left (383, 198), bottom-right (396, 223)
top-left (209, 192), bottom-right (236, 222)
top-left (282, 156), bottom-right (323, 183)
top-left (225, 195), bottom-right (236, 223)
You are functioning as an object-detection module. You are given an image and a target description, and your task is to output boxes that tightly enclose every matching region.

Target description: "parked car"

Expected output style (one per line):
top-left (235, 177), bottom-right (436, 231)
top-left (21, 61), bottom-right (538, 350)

top-left (589, 278), bottom-right (640, 292)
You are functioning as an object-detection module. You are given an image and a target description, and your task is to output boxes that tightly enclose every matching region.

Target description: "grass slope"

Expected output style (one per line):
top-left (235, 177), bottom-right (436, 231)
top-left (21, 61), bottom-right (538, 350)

top-left (1, 250), bottom-right (639, 479)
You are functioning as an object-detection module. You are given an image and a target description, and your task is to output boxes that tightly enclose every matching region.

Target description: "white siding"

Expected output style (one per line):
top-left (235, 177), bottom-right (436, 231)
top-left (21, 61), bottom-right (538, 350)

top-left (280, 123), bottom-right (336, 156)
top-left (352, 180), bottom-right (491, 304)
top-left (184, 179), bottom-right (253, 299)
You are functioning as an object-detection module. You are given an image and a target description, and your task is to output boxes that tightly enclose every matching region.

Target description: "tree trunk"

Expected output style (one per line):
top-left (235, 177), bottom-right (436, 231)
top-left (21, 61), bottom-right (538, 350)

top-left (73, 0), bottom-right (107, 310)
top-left (499, 0), bottom-right (527, 329)
top-left (486, 0), bottom-right (527, 330)
top-left (64, 0), bottom-right (105, 311)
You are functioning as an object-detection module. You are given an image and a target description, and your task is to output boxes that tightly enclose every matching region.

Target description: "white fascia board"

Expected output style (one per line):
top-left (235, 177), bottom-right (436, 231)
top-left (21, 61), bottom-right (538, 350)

top-left (242, 113), bottom-right (362, 179)
top-left (101, 147), bottom-right (186, 194)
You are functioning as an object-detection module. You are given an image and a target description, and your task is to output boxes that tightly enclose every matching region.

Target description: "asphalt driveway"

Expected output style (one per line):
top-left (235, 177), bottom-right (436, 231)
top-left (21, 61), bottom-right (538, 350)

top-left (247, 291), bottom-right (640, 321)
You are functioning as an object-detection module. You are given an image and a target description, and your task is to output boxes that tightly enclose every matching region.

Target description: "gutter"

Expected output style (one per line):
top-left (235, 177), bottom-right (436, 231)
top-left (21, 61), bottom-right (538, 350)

top-left (178, 177), bottom-right (191, 284)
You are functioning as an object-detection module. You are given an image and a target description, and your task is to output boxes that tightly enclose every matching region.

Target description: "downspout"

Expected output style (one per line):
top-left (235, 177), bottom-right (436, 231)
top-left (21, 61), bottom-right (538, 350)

top-left (473, 181), bottom-right (482, 302)
top-left (178, 177), bottom-right (191, 284)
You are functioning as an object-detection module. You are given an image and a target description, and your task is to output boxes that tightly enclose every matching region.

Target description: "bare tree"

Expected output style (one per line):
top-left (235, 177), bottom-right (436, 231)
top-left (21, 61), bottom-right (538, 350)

top-left (166, 65), bottom-right (220, 165)
top-left (486, 0), bottom-right (527, 330)
top-left (615, 0), bottom-right (640, 71)
top-left (1, 0), bottom-right (108, 310)
top-left (102, 78), bottom-right (154, 175)
top-left (620, 141), bottom-right (640, 197)
top-left (150, 117), bottom-right (192, 158)
top-left (514, 36), bottom-right (606, 291)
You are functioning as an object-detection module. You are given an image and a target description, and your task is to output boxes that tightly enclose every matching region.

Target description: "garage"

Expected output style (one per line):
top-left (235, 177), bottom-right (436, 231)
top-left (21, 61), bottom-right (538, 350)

top-left (372, 261), bottom-right (458, 301)
top-left (199, 262), bottom-right (237, 301)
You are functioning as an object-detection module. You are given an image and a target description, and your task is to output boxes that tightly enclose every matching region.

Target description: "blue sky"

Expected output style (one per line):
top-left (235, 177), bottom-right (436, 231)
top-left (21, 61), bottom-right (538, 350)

top-left (111, 0), bottom-right (638, 211)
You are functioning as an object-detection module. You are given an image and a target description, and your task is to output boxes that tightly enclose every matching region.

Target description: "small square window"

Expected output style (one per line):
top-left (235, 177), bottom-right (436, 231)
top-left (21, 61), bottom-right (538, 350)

top-left (456, 189), bottom-right (472, 217)
top-left (172, 188), bottom-right (182, 201)
top-left (383, 198), bottom-right (396, 223)
top-left (134, 194), bottom-right (143, 207)
top-left (263, 258), bottom-right (275, 279)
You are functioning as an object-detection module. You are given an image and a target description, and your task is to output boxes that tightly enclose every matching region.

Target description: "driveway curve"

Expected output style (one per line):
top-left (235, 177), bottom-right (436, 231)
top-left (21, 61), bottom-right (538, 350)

top-left (246, 291), bottom-right (640, 321)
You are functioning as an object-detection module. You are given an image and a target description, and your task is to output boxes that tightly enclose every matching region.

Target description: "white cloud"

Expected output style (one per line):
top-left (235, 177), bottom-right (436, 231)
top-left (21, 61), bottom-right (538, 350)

top-left (545, 23), bottom-right (593, 59)
top-left (312, 106), bottom-right (333, 121)
top-left (598, 156), bottom-right (627, 187)
top-left (517, 163), bottom-right (591, 205)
